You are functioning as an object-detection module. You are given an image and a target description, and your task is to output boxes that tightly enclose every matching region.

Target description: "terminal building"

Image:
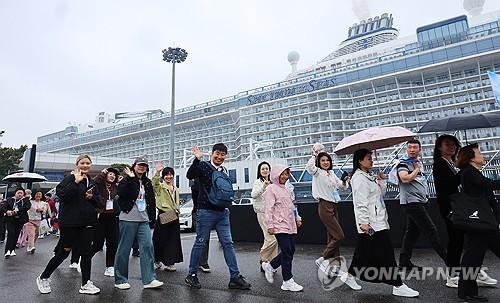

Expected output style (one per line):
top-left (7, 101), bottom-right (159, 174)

top-left (35, 1), bottom-right (500, 196)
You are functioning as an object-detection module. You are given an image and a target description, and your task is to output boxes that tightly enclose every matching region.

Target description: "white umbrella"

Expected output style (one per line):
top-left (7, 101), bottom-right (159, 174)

top-left (334, 126), bottom-right (416, 155)
top-left (2, 172), bottom-right (48, 183)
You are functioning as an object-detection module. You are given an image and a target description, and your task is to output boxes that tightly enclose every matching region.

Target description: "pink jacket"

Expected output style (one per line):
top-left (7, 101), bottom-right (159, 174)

top-left (264, 165), bottom-right (298, 234)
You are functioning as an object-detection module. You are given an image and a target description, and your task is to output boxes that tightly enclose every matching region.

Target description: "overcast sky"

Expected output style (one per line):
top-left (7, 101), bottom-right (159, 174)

top-left (0, 0), bottom-right (498, 147)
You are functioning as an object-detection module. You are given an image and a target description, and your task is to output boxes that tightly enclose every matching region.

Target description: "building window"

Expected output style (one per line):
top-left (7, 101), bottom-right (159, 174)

top-left (244, 168), bottom-right (249, 183)
top-left (229, 169), bottom-right (237, 184)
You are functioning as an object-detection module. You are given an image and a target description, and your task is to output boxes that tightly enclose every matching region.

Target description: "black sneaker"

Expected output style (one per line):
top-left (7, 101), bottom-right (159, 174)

top-left (228, 275), bottom-right (251, 290)
top-left (132, 249), bottom-right (140, 257)
top-left (185, 274), bottom-right (201, 289)
top-left (199, 264), bottom-right (211, 273)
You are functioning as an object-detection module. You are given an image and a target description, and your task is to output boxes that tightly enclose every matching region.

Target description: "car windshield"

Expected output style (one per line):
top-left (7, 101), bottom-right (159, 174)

top-left (182, 201), bottom-right (193, 208)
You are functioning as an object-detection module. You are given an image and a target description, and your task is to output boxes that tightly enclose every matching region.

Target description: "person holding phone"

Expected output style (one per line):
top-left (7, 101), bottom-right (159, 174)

top-left (346, 148), bottom-right (419, 297)
top-left (305, 144), bottom-right (348, 273)
top-left (37, 155), bottom-right (102, 295)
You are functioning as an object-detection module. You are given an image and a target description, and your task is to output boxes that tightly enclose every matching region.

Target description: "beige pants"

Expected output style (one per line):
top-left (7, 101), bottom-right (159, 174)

top-left (256, 212), bottom-right (279, 262)
top-left (26, 220), bottom-right (40, 249)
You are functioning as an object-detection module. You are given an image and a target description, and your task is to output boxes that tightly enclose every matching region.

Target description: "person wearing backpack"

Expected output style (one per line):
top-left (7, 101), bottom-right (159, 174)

top-left (184, 143), bottom-right (251, 290)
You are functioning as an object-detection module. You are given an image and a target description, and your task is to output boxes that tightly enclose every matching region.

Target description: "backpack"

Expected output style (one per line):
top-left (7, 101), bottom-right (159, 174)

top-left (206, 163), bottom-right (234, 208)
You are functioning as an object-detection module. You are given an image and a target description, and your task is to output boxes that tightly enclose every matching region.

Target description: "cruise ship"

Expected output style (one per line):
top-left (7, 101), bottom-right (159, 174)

top-left (36, 1), bottom-right (500, 196)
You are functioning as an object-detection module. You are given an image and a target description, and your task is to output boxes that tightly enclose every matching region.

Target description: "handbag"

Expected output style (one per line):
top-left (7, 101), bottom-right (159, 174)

top-left (158, 187), bottom-right (179, 225)
top-left (450, 172), bottom-right (499, 232)
top-left (158, 209), bottom-right (178, 225)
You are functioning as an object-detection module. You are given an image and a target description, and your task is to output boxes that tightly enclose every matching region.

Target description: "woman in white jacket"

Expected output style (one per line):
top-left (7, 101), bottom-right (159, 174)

top-left (251, 161), bottom-right (278, 272)
top-left (345, 148), bottom-right (419, 298)
top-left (305, 145), bottom-right (348, 271)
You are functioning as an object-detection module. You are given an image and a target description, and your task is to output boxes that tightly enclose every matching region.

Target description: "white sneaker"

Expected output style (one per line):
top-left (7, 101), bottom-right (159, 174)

top-left (38, 235), bottom-right (45, 239)
top-left (393, 283), bottom-right (419, 297)
top-left (144, 279), bottom-right (164, 289)
top-left (36, 275), bottom-right (51, 294)
top-left (104, 267), bottom-right (114, 277)
top-left (114, 282), bottom-right (131, 290)
top-left (446, 276), bottom-right (459, 288)
top-left (10, 250), bottom-right (16, 256)
top-left (340, 272), bottom-right (362, 290)
top-left (315, 257), bottom-right (324, 267)
top-left (165, 265), bottom-right (177, 272)
top-left (154, 262), bottom-right (166, 271)
top-left (261, 262), bottom-right (275, 283)
top-left (4, 251), bottom-right (10, 259)
top-left (79, 281), bottom-right (100, 295)
top-left (281, 278), bottom-right (304, 292)
top-left (477, 269), bottom-right (498, 287)
top-left (69, 262), bottom-right (79, 269)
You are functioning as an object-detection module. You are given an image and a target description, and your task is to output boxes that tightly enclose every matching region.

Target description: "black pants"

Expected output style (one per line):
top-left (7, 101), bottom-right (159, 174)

top-left (270, 233), bottom-right (295, 281)
top-left (443, 217), bottom-right (464, 271)
top-left (92, 213), bottom-right (118, 267)
top-left (399, 203), bottom-right (447, 265)
top-left (4, 220), bottom-right (24, 253)
top-left (349, 230), bottom-right (403, 286)
top-left (458, 231), bottom-right (500, 298)
top-left (41, 226), bottom-right (95, 286)
top-left (0, 215), bottom-right (5, 242)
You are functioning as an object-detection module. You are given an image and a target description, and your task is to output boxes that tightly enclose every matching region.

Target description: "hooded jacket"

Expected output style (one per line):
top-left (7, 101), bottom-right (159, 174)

top-left (263, 164), bottom-right (298, 234)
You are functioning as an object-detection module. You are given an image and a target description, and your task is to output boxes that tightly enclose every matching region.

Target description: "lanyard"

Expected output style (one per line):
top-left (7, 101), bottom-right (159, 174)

top-left (138, 180), bottom-right (145, 199)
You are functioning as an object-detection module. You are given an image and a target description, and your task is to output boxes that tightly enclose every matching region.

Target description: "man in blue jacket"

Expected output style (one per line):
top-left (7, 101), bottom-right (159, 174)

top-left (184, 143), bottom-right (251, 290)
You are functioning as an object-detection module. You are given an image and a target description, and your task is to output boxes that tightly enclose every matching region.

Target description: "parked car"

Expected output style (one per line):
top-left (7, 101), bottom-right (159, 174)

top-left (232, 197), bottom-right (254, 206)
top-left (179, 200), bottom-right (194, 231)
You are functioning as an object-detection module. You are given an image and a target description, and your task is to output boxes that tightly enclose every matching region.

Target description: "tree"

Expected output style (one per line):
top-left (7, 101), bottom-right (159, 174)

top-left (0, 145), bottom-right (28, 180)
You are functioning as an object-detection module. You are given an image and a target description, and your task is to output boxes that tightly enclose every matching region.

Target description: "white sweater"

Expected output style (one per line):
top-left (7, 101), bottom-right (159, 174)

top-left (305, 155), bottom-right (347, 203)
top-left (251, 179), bottom-right (267, 213)
top-left (351, 169), bottom-right (389, 234)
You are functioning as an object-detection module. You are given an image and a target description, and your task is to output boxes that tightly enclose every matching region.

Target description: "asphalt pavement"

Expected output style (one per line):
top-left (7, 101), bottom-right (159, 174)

top-left (0, 231), bottom-right (499, 303)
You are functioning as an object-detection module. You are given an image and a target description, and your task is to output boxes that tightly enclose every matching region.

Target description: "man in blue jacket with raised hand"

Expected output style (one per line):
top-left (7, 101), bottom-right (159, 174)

top-left (184, 143), bottom-right (251, 290)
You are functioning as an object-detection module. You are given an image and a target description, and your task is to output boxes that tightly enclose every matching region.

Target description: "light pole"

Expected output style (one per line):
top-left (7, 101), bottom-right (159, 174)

top-left (162, 47), bottom-right (188, 168)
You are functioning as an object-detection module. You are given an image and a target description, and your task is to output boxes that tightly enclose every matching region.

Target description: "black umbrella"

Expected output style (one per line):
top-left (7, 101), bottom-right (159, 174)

top-left (418, 111), bottom-right (500, 133)
top-left (418, 111), bottom-right (500, 142)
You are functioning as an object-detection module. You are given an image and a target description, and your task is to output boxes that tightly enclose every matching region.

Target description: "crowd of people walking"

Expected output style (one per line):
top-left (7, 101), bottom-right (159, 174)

top-left (1, 137), bottom-right (500, 302)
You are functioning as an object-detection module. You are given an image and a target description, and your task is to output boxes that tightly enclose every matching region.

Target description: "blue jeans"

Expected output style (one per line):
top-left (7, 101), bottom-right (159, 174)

top-left (115, 221), bottom-right (156, 285)
top-left (188, 209), bottom-right (240, 278)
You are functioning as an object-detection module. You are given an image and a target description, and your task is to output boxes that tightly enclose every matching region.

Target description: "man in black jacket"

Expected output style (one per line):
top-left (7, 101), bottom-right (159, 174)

top-left (1, 188), bottom-right (31, 257)
top-left (184, 143), bottom-right (250, 290)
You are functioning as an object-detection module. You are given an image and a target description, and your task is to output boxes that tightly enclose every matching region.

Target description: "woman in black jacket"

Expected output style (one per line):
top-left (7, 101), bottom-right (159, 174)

top-left (92, 167), bottom-right (120, 277)
top-left (1, 187), bottom-right (31, 258)
top-left (113, 157), bottom-right (163, 290)
top-left (456, 144), bottom-right (500, 302)
top-left (36, 155), bottom-right (102, 295)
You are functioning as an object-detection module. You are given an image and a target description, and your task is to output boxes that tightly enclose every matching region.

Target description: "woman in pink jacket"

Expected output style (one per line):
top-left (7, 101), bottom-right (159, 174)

top-left (261, 165), bottom-right (303, 292)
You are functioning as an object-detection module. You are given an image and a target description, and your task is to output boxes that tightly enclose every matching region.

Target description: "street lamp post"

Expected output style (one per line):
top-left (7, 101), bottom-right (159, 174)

top-left (162, 47), bottom-right (188, 168)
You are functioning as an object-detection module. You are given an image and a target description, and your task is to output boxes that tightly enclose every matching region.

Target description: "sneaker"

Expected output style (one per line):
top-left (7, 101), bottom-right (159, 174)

top-left (132, 249), bottom-right (140, 257)
top-left (144, 279), bottom-right (164, 289)
top-left (69, 262), bottom-right (79, 269)
top-left (477, 269), bottom-right (498, 287)
top-left (185, 274), bottom-right (201, 289)
top-left (4, 251), bottom-right (10, 259)
top-left (10, 250), bottom-right (16, 256)
top-left (228, 275), bottom-right (251, 290)
top-left (114, 282), bottom-right (131, 290)
top-left (36, 275), bottom-right (51, 294)
top-left (38, 235), bottom-right (45, 239)
top-left (316, 258), bottom-right (332, 275)
top-left (155, 262), bottom-right (166, 271)
top-left (446, 276), bottom-right (459, 288)
top-left (165, 265), bottom-right (177, 272)
top-left (28, 247), bottom-right (36, 254)
top-left (281, 278), bottom-right (303, 292)
top-left (79, 281), bottom-right (100, 295)
top-left (199, 264), bottom-right (211, 273)
top-left (315, 256), bottom-right (325, 267)
top-left (104, 267), bottom-right (114, 277)
top-left (393, 283), bottom-right (419, 297)
top-left (340, 272), bottom-right (362, 290)
top-left (261, 262), bottom-right (275, 283)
